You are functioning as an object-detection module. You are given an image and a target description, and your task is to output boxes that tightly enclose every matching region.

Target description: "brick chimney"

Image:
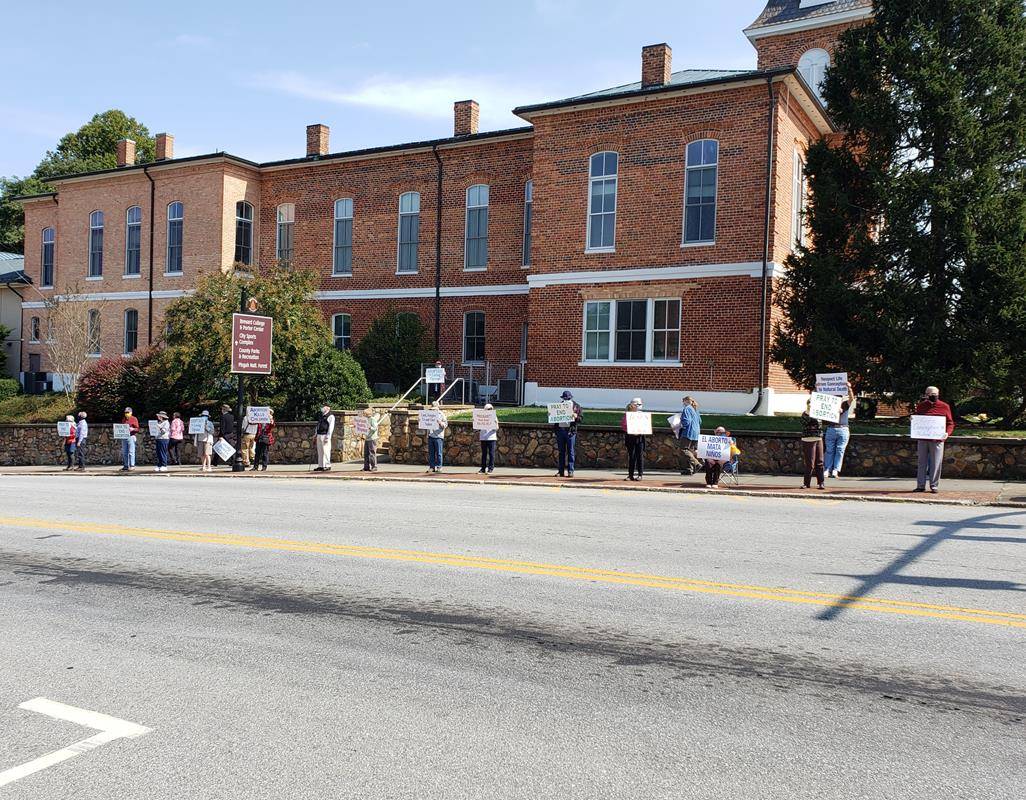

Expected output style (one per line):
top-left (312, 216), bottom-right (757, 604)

top-left (454, 100), bottom-right (479, 137)
top-left (641, 43), bottom-right (672, 87)
top-left (306, 124), bottom-right (330, 157)
top-left (155, 133), bottom-right (174, 161)
top-left (116, 138), bottom-right (136, 167)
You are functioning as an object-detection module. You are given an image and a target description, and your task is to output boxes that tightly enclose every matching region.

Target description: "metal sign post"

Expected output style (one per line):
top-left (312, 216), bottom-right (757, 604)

top-left (230, 297), bottom-right (273, 473)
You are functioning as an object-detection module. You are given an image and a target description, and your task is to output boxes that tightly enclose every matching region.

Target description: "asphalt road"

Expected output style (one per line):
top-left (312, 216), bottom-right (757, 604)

top-left (0, 475), bottom-right (1022, 799)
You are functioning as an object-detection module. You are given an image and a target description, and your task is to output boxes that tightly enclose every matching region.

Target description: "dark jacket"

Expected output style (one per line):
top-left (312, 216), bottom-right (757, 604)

top-left (800, 412), bottom-right (823, 438)
top-left (554, 402), bottom-right (583, 435)
top-left (220, 411), bottom-right (235, 439)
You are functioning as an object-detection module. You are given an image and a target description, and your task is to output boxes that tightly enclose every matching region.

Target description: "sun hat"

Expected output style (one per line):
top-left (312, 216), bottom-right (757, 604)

top-left (156, 411), bottom-right (168, 419)
top-left (631, 397), bottom-right (643, 406)
top-left (201, 410), bottom-right (210, 417)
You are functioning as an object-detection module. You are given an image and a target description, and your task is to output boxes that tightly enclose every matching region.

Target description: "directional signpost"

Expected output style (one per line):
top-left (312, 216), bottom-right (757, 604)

top-left (230, 296), bottom-right (273, 472)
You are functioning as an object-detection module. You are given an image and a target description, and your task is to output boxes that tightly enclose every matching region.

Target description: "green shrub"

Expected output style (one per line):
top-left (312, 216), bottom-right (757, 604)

top-left (0, 376), bottom-right (19, 402)
top-left (353, 310), bottom-right (436, 391)
top-left (274, 344), bottom-right (371, 420)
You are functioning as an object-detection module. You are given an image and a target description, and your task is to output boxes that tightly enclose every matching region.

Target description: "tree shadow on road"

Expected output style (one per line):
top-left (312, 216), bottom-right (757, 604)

top-left (815, 511), bottom-right (1026, 622)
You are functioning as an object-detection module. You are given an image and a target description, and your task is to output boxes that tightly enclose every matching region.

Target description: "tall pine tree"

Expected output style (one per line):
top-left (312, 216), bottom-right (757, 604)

top-left (773, 0), bottom-right (1026, 421)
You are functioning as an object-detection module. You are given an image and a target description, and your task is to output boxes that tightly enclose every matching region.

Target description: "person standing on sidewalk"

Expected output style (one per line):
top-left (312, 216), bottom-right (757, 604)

top-left (478, 403), bottom-right (498, 474)
top-left (216, 404), bottom-right (235, 468)
top-left (169, 412), bottom-right (184, 466)
top-left (121, 407), bottom-right (140, 471)
top-left (240, 410), bottom-right (258, 468)
top-left (800, 398), bottom-right (826, 490)
top-left (554, 391), bottom-right (583, 478)
top-left (314, 405), bottom-right (335, 472)
top-left (426, 401), bottom-right (448, 473)
top-left (74, 411), bottom-right (88, 470)
top-left (62, 415), bottom-right (77, 470)
top-left (824, 382), bottom-right (856, 478)
top-left (195, 410), bottom-right (215, 472)
top-left (621, 398), bottom-right (646, 482)
top-left (363, 407), bottom-right (381, 472)
top-left (153, 411), bottom-right (170, 473)
top-left (254, 410), bottom-right (275, 471)
top-left (677, 396), bottom-right (702, 476)
top-left (914, 386), bottom-right (955, 493)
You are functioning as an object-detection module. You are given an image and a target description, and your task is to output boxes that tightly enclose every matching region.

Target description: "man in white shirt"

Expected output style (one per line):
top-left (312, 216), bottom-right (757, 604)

top-left (314, 405), bottom-right (335, 472)
top-left (74, 411), bottom-right (88, 470)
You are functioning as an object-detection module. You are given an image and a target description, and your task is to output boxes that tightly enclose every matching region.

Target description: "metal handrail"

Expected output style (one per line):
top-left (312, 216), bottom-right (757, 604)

top-left (434, 378), bottom-right (465, 405)
top-left (386, 377), bottom-right (427, 414)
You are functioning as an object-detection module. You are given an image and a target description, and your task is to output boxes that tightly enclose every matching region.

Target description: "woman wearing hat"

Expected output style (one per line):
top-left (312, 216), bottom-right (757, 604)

top-left (620, 398), bottom-right (646, 481)
top-left (194, 410), bottom-right (215, 472)
top-left (153, 412), bottom-right (171, 473)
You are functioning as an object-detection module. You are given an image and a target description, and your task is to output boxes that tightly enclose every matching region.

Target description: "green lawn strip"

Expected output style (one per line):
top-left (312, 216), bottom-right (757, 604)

top-left (0, 393), bottom-right (75, 424)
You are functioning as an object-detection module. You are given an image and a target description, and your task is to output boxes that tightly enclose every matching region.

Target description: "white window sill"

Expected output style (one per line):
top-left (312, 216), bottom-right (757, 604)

top-left (86, 276), bottom-right (103, 281)
top-left (521, 263), bottom-right (531, 269)
top-left (122, 274), bottom-right (141, 280)
top-left (87, 353), bottom-right (100, 359)
top-left (578, 360), bottom-right (683, 368)
top-left (164, 271), bottom-right (184, 277)
top-left (40, 285), bottom-right (53, 290)
top-left (463, 361), bottom-right (486, 368)
top-left (464, 266), bottom-right (487, 272)
top-left (395, 270), bottom-right (419, 277)
top-left (585, 247), bottom-right (615, 254)
top-left (28, 340), bottom-right (39, 345)
top-left (681, 241), bottom-right (715, 248)
top-left (332, 272), bottom-right (353, 278)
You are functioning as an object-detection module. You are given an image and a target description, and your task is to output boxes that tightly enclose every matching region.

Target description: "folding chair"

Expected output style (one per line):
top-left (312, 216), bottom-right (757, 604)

top-left (720, 452), bottom-right (741, 486)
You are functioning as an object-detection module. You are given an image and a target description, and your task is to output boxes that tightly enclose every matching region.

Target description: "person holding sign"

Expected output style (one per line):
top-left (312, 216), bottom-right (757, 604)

top-left (426, 401), bottom-right (448, 473)
top-left (61, 415), bottom-right (77, 470)
top-left (194, 410), bottom-right (215, 472)
top-left (913, 386), bottom-right (955, 493)
top-left (152, 412), bottom-right (171, 472)
top-left (240, 410), bottom-right (258, 468)
top-left (362, 408), bottom-right (382, 472)
top-left (677, 396), bottom-right (702, 476)
top-left (169, 412), bottom-right (184, 466)
top-left (120, 407), bottom-right (140, 471)
top-left (701, 426), bottom-right (732, 488)
top-left (314, 405), bottom-right (335, 472)
top-left (620, 398), bottom-right (647, 481)
top-left (824, 382), bottom-right (856, 478)
top-left (553, 391), bottom-right (583, 478)
top-left (800, 398), bottom-right (826, 489)
top-left (477, 404), bottom-right (498, 474)
top-left (254, 410), bottom-right (275, 471)
top-left (74, 411), bottom-right (88, 470)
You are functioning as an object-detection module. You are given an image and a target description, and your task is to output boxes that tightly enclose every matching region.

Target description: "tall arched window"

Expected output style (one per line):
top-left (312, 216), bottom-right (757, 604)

top-left (332, 313), bottom-right (351, 350)
top-left (397, 192), bottom-right (420, 274)
top-left (88, 211), bottom-right (104, 278)
top-left (464, 185), bottom-right (489, 270)
top-left (276, 203), bottom-right (295, 264)
top-left (798, 48), bottom-right (830, 102)
top-left (29, 316), bottom-right (40, 342)
top-left (683, 139), bottom-right (718, 245)
top-left (522, 180), bottom-right (533, 267)
top-left (235, 201), bottom-right (253, 265)
top-left (87, 309), bottom-right (101, 355)
top-left (40, 227), bottom-right (54, 287)
top-left (125, 206), bottom-right (142, 276)
top-left (333, 198), bottom-right (353, 276)
top-left (166, 201), bottom-right (184, 273)
top-left (124, 309), bottom-right (139, 354)
top-left (586, 152), bottom-right (617, 251)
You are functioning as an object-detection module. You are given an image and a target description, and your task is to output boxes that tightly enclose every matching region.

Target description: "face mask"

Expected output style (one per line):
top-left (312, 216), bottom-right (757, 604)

top-left (928, 395), bottom-right (938, 402)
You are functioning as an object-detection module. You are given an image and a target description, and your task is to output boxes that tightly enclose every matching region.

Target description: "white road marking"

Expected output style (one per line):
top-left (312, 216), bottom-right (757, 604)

top-left (0, 698), bottom-right (151, 787)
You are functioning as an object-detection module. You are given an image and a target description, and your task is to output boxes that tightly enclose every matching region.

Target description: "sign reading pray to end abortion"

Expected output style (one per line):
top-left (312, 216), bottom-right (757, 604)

top-left (112, 424), bottom-right (131, 440)
top-left (547, 402), bottom-right (575, 425)
top-left (809, 392), bottom-right (842, 424)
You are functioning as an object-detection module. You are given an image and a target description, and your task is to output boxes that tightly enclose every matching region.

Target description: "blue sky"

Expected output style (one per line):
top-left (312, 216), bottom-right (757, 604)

top-left (0, 1), bottom-right (767, 176)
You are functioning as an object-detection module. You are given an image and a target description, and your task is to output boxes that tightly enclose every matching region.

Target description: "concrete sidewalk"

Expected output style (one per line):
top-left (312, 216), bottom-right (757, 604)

top-left (4, 462), bottom-right (1025, 507)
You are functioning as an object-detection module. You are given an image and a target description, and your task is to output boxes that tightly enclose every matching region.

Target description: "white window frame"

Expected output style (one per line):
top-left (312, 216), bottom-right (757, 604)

top-left (464, 184), bottom-right (489, 271)
top-left (87, 210), bottom-right (104, 280)
top-left (123, 308), bottom-right (139, 355)
top-left (332, 313), bottom-right (351, 350)
top-left (165, 201), bottom-right (184, 275)
top-left (276, 202), bottom-right (295, 264)
top-left (579, 297), bottom-right (682, 366)
top-left (522, 180), bottom-right (533, 268)
top-left (397, 191), bottom-right (420, 275)
top-left (682, 139), bottom-right (719, 246)
top-left (86, 309), bottom-right (101, 356)
top-left (462, 310), bottom-right (486, 365)
top-left (585, 152), bottom-right (618, 253)
top-left (124, 206), bottom-right (142, 278)
top-left (235, 201), bottom-right (254, 265)
top-left (29, 316), bottom-right (40, 343)
top-left (333, 198), bottom-right (354, 276)
top-left (792, 149), bottom-right (808, 249)
top-left (40, 227), bottom-right (55, 287)
top-left (798, 48), bottom-right (830, 103)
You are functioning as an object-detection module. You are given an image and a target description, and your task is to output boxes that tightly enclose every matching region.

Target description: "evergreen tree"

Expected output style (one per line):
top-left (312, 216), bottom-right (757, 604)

top-left (353, 310), bottom-right (436, 391)
top-left (773, 0), bottom-right (1026, 421)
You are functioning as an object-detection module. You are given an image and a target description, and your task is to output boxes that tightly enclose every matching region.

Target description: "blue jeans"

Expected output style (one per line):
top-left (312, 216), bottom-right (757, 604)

top-left (155, 439), bottom-right (169, 468)
top-left (824, 426), bottom-right (850, 474)
top-left (428, 437), bottom-right (444, 469)
top-left (556, 428), bottom-right (576, 474)
top-left (121, 435), bottom-right (136, 468)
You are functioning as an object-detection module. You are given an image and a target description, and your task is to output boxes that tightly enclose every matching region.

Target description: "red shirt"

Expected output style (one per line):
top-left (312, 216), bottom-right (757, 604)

top-left (124, 415), bottom-right (140, 434)
top-left (913, 398), bottom-right (955, 439)
top-left (65, 423), bottom-right (76, 445)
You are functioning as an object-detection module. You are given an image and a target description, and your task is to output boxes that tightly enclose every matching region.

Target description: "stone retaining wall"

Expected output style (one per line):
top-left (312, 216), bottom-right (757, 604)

top-left (386, 411), bottom-right (1026, 480)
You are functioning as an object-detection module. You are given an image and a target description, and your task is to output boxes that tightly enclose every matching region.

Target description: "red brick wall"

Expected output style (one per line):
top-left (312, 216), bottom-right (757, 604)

top-left (754, 20), bottom-right (868, 71)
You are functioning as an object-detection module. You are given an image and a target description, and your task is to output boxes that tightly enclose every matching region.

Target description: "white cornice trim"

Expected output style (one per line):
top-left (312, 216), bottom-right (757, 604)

top-left (21, 289), bottom-right (191, 307)
top-left (527, 262), bottom-right (785, 288)
top-left (49, 157), bottom-right (245, 187)
top-left (744, 7), bottom-right (873, 41)
top-left (314, 284), bottom-right (529, 301)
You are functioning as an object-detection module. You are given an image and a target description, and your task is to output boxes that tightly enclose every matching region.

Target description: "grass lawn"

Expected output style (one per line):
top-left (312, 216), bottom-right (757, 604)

top-left (449, 406), bottom-right (1025, 438)
top-left (0, 393), bottom-right (75, 424)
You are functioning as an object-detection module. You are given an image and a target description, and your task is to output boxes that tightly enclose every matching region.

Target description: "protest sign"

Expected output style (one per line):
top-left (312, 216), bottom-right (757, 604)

top-left (666, 414), bottom-right (682, 436)
top-left (56, 421), bottom-right (72, 437)
top-left (188, 417), bottom-right (207, 435)
top-left (147, 420), bottom-right (160, 437)
top-left (212, 438), bottom-right (236, 461)
top-left (425, 367), bottom-right (446, 385)
top-left (910, 415), bottom-right (947, 440)
top-left (626, 412), bottom-right (653, 435)
top-left (697, 434), bottom-right (732, 461)
top-left (418, 409), bottom-right (443, 431)
top-left (352, 416), bottom-right (370, 436)
top-left (112, 424), bottom-right (131, 440)
top-left (547, 401), bottom-right (575, 425)
top-left (247, 406), bottom-right (271, 424)
top-left (815, 372), bottom-right (848, 396)
top-left (809, 392), bottom-right (842, 424)
top-left (472, 409), bottom-right (498, 430)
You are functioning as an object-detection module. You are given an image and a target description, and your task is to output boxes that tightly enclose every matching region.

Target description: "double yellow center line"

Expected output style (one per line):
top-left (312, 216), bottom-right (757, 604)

top-left (2, 515), bottom-right (1024, 629)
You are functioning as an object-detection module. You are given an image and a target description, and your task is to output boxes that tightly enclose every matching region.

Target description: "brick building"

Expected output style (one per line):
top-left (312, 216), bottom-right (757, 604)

top-left (16, 0), bottom-right (873, 413)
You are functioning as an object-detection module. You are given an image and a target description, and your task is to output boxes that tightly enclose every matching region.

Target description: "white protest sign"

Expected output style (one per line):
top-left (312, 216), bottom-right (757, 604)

top-left (626, 411), bottom-right (652, 435)
top-left (147, 420), bottom-right (160, 437)
top-left (425, 367), bottom-right (446, 385)
top-left (809, 392), bottom-right (842, 424)
top-left (247, 406), bottom-right (271, 424)
top-left (815, 372), bottom-right (848, 396)
top-left (56, 421), bottom-right (72, 437)
top-left (548, 402), bottom-right (575, 425)
top-left (352, 416), bottom-right (370, 436)
top-left (667, 414), bottom-right (682, 436)
top-left (112, 424), bottom-right (131, 440)
top-left (418, 409), bottom-right (443, 431)
top-left (212, 438), bottom-right (236, 462)
top-left (472, 409), bottom-right (498, 430)
top-left (910, 415), bottom-right (947, 440)
top-left (697, 435), bottom-right (732, 462)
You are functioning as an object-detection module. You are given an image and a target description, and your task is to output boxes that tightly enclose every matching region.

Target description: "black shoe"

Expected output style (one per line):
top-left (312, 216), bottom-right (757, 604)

top-left (487, 468), bottom-right (493, 474)
top-left (913, 487), bottom-right (926, 493)
top-left (313, 467), bottom-right (324, 472)
top-left (555, 472), bottom-right (564, 477)
top-left (261, 465), bottom-right (267, 471)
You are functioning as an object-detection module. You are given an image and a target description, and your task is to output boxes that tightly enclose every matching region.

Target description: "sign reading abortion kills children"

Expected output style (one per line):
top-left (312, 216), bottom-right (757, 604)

top-left (697, 435), bottom-right (732, 462)
top-left (425, 367), bottom-right (446, 385)
top-left (815, 372), bottom-right (848, 396)
top-left (809, 392), bottom-right (843, 424)
top-left (910, 415), bottom-right (948, 440)
top-left (231, 313), bottom-right (273, 375)
top-left (547, 402), bottom-right (575, 425)
top-left (472, 409), bottom-right (498, 430)
top-left (112, 424), bottom-right (132, 440)
top-left (247, 406), bottom-right (272, 424)
top-left (626, 412), bottom-right (652, 435)
top-left (418, 409), bottom-right (443, 431)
